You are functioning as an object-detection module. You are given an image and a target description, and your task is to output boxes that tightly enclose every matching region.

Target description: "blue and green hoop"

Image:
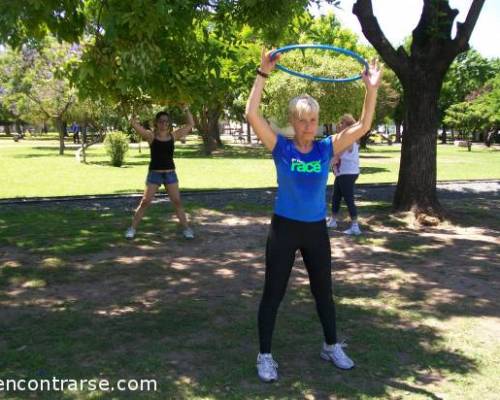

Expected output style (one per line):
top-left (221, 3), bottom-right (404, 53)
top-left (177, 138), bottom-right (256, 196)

top-left (269, 44), bottom-right (368, 83)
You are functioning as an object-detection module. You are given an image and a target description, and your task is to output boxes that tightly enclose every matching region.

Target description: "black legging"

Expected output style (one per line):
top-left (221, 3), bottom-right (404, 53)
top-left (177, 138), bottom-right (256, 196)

top-left (258, 214), bottom-right (337, 353)
top-left (331, 174), bottom-right (359, 219)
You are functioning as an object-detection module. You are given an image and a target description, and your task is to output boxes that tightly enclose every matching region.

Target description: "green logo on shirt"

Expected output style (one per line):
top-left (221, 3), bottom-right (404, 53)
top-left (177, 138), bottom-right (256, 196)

top-left (290, 159), bottom-right (321, 173)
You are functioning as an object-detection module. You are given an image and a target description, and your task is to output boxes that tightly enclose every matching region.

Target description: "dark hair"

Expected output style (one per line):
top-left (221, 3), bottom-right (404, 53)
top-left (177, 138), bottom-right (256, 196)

top-left (155, 111), bottom-right (170, 122)
top-left (154, 111), bottom-right (172, 134)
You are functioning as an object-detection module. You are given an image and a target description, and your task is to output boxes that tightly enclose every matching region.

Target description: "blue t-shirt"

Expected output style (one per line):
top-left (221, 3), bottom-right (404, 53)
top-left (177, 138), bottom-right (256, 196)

top-left (272, 134), bottom-right (334, 222)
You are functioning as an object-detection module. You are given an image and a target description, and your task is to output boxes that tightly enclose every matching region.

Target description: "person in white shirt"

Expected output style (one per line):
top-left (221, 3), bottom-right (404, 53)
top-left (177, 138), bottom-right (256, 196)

top-left (327, 114), bottom-right (362, 235)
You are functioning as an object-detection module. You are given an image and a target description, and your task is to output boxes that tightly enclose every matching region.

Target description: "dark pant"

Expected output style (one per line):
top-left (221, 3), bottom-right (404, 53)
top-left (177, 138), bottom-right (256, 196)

top-left (331, 174), bottom-right (359, 219)
top-left (258, 214), bottom-right (338, 353)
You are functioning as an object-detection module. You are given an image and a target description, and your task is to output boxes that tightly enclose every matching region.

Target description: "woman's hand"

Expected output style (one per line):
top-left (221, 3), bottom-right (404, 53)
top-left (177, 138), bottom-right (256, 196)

top-left (260, 48), bottom-right (280, 75)
top-left (362, 58), bottom-right (383, 91)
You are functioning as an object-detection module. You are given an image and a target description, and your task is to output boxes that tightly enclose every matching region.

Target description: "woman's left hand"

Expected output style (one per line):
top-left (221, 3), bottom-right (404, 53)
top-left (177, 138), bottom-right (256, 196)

top-left (362, 58), bottom-right (383, 90)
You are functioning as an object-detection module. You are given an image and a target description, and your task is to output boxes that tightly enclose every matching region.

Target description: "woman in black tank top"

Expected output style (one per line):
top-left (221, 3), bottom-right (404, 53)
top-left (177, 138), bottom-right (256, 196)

top-left (125, 109), bottom-right (195, 240)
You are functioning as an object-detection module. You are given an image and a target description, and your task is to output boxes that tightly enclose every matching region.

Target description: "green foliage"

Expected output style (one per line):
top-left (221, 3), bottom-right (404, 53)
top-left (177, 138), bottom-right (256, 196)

top-left (264, 52), bottom-right (365, 126)
top-left (440, 49), bottom-right (499, 119)
top-left (0, 0), bottom-right (85, 48)
top-left (104, 131), bottom-right (129, 167)
top-left (444, 72), bottom-right (500, 136)
top-left (0, 37), bottom-right (77, 124)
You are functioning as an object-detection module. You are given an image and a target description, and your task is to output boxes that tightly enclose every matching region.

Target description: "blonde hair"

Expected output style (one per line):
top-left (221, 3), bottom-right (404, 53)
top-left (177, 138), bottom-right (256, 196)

top-left (288, 94), bottom-right (319, 121)
top-left (338, 113), bottom-right (356, 127)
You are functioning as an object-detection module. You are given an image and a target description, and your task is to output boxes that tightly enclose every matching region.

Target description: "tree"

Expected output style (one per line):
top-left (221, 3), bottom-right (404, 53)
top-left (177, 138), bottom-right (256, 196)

top-left (1, 1), bottom-right (337, 155)
top-left (444, 72), bottom-right (500, 148)
top-left (439, 49), bottom-right (499, 143)
top-left (353, 0), bottom-right (485, 218)
top-left (0, 38), bottom-right (78, 154)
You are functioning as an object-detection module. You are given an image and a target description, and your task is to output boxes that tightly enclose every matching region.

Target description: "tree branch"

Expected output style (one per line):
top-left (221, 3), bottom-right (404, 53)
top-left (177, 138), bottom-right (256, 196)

top-left (352, 0), bottom-right (410, 78)
top-left (453, 0), bottom-right (486, 53)
top-left (26, 93), bottom-right (51, 119)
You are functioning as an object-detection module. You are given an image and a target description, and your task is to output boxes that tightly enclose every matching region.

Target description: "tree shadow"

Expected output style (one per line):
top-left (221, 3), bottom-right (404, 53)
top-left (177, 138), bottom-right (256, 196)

top-left (358, 166), bottom-right (390, 175)
top-left (12, 151), bottom-right (76, 159)
top-left (359, 154), bottom-right (392, 159)
top-left (173, 143), bottom-right (271, 159)
top-left (1, 197), bottom-right (496, 398)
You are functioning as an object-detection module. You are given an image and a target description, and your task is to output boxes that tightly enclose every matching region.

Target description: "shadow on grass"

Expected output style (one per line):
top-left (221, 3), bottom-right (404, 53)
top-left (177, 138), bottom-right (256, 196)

top-left (1, 197), bottom-right (498, 398)
top-left (88, 159), bottom-right (150, 167)
top-left (172, 143), bottom-right (271, 159)
top-left (359, 154), bottom-right (392, 159)
top-left (12, 151), bottom-right (77, 159)
top-left (359, 166), bottom-right (390, 175)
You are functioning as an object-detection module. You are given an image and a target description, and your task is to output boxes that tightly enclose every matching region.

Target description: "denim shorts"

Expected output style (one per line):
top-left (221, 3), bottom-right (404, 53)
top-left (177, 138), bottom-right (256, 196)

top-left (146, 170), bottom-right (179, 186)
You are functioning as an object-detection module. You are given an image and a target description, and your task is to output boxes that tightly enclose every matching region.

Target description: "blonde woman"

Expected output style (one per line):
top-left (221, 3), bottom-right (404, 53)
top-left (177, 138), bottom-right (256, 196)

top-left (327, 114), bottom-right (362, 235)
top-left (245, 49), bottom-right (382, 382)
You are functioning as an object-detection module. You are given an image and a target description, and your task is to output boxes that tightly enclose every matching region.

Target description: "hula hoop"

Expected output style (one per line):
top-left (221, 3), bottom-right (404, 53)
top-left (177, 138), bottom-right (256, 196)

top-left (269, 44), bottom-right (368, 83)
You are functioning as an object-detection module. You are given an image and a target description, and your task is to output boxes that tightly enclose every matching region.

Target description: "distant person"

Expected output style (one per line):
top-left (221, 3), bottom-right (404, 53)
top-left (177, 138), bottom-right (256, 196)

top-left (125, 109), bottom-right (195, 240)
top-left (71, 122), bottom-right (80, 144)
top-left (327, 114), bottom-right (362, 235)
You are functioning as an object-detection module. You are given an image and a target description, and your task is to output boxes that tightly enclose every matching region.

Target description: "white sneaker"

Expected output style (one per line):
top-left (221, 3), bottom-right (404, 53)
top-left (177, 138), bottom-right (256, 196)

top-left (320, 342), bottom-right (355, 369)
top-left (182, 227), bottom-right (194, 239)
top-left (256, 353), bottom-right (278, 382)
top-left (326, 218), bottom-right (338, 229)
top-left (343, 224), bottom-right (361, 236)
top-left (125, 227), bottom-right (136, 239)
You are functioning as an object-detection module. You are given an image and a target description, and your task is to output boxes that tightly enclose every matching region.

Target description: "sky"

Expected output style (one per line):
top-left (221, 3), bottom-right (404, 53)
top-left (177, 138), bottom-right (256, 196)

top-left (311, 0), bottom-right (500, 59)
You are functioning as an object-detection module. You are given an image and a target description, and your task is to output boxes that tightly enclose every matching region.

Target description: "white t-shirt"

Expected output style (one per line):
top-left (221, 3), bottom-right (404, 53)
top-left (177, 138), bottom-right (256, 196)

top-left (337, 142), bottom-right (360, 175)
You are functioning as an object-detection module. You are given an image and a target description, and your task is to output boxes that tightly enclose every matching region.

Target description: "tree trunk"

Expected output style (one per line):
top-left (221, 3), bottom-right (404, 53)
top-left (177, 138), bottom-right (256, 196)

top-left (210, 111), bottom-right (223, 148)
top-left (441, 124), bottom-right (447, 144)
top-left (352, 0), bottom-right (486, 221)
top-left (4, 124), bottom-right (11, 135)
top-left (247, 121), bottom-right (252, 143)
top-left (15, 120), bottom-right (22, 135)
top-left (393, 81), bottom-right (442, 216)
top-left (55, 117), bottom-right (65, 155)
top-left (244, 121), bottom-right (251, 143)
top-left (485, 130), bottom-right (494, 147)
top-left (195, 106), bottom-right (221, 155)
top-left (359, 130), bottom-right (371, 149)
top-left (395, 123), bottom-right (401, 143)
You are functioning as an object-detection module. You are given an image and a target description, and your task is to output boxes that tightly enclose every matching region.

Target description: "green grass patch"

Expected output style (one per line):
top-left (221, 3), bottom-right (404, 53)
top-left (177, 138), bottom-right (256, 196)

top-left (1, 136), bottom-right (499, 198)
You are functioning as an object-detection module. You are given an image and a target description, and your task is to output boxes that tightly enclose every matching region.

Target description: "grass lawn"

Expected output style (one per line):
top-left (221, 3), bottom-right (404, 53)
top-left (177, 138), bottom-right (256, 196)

top-left (0, 134), bottom-right (499, 199)
top-left (0, 196), bottom-right (499, 399)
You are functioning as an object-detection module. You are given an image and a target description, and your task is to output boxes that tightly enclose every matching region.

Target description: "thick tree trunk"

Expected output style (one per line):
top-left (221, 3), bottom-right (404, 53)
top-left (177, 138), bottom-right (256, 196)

top-left (5, 124), bottom-right (11, 135)
top-left (393, 81), bottom-right (442, 216)
top-left (195, 105), bottom-right (222, 155)
top-left (353, 0), bottom-right (486, 222)
top-left (210, 111), bottom-right (223, 148)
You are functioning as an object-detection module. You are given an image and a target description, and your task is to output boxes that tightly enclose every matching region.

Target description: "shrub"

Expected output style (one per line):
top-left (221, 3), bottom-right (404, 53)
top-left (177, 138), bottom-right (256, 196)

top-left (104, 131), bottom-right (129, 167)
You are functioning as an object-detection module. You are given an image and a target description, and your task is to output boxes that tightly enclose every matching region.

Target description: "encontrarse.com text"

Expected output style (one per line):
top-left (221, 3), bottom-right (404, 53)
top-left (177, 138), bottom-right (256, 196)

top-left (0, 377), bottom-right (157, 392)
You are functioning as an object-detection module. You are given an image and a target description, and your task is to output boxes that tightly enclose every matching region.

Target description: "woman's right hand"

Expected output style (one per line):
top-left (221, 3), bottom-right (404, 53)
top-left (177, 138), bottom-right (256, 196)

top-left (260, 48), bottom-right (280, 75)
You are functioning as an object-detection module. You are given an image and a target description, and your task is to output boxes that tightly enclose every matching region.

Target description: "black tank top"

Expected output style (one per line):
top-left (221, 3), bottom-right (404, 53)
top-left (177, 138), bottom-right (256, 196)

top-left (149, 137), bottom-right (175, 170)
